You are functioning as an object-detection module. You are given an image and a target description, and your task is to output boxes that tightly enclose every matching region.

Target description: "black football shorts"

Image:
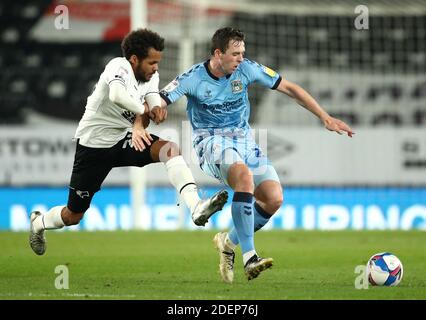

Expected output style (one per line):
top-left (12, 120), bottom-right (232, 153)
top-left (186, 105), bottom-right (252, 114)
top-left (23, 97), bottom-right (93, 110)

top-left (67, 132), bottom-right (159, 213)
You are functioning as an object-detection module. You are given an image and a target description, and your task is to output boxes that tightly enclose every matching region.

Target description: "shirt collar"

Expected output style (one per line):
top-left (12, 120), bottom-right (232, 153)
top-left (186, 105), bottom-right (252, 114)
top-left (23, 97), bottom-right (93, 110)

top-left (204, 59), bottom-right (232, 80)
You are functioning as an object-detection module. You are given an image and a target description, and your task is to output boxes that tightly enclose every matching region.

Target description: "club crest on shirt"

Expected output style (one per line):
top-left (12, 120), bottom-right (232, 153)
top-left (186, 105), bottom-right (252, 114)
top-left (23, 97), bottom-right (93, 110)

top-left (231, 80), bottom-right (243, 93)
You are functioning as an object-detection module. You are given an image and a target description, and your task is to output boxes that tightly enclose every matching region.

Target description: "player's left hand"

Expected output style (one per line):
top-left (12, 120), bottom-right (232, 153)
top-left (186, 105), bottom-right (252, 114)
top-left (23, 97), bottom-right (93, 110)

top-left (323, 116), bottom-right (355, 137)
top-left (149, 106), bottom-right (167, 125)
top-left (132, 127), bottom-right (153, 151)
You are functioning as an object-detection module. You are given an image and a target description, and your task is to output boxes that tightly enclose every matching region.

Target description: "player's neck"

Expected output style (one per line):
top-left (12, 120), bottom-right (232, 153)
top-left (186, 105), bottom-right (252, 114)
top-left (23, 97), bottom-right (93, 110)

top-left (208, 59), bottom-right (226, 78)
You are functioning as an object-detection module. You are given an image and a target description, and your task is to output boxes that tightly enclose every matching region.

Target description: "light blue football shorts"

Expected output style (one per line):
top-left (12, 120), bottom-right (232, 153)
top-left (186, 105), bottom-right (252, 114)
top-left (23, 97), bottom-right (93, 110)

top-left (193, 130), bottom-right (281, 187)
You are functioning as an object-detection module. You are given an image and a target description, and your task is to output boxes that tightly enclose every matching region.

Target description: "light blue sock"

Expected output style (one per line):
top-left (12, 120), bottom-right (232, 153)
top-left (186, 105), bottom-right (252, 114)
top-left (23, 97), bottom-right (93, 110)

top-left (229, 202), bottom-right (272, 246)
top-left (231, 192), bottom-right (254, 254)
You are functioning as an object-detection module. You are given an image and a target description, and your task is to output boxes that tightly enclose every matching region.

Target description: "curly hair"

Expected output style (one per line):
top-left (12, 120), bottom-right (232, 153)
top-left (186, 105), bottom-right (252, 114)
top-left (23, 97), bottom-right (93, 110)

top-left (121, 28), bottom-right (165, 60)
top-left (210, 27), bottom-right (245, 55)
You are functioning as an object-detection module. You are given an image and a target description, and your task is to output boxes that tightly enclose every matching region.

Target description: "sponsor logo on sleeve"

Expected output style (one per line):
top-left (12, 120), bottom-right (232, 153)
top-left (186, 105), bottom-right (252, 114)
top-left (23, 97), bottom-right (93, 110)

top-left (114, 66), bottom-right (128, 81)
top-left (163, 80), bottom-right (179, 93)
top-left (262, 66), bottom-right (277, 77)
top-left (76, 190), bottom-right (90, 199)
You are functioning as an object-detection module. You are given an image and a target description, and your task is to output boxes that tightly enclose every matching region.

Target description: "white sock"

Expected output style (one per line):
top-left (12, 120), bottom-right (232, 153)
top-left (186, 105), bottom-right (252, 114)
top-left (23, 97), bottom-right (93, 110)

top-left (33, 206), bottom-right (65, 232)
top-left (165, 156), bottom-right (201, 212)
top-left (243, 250), bottom-right (257, 266)
top-left (181, 184), bottom-right (201, 213)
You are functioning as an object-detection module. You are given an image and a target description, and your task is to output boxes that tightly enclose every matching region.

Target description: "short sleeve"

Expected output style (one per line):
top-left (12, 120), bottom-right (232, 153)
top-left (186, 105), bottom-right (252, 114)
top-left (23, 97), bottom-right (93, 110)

top-left (160, 72), bottom-right (195, 105)
top-left (241, 59), bottom-right (282, 90)
top-left (104, 58), bottom-right (132, 88)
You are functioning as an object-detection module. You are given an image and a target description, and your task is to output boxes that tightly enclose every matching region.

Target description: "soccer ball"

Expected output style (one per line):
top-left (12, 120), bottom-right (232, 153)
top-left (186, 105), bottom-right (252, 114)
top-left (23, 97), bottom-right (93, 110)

top-left (366, 252), bottom-right (403, 286)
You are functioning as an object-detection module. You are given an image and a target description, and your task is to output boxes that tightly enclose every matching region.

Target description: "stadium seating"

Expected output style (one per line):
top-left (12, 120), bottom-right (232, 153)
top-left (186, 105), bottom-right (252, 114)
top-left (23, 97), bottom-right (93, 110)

top-left (0, 1), bottom-right (424, 126)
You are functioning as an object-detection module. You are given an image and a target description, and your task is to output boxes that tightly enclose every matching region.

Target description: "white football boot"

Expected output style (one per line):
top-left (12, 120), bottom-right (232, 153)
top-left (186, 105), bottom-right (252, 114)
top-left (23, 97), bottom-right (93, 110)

top-left (213, 232), bottom-right (235, 283)
top-left (192, 189), bottom-right (228, 226)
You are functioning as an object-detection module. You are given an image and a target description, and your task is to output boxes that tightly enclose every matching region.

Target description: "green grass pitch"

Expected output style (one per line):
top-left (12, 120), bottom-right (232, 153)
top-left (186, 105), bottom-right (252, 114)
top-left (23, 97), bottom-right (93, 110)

top-left (0, 230), bottom-right (425, 300)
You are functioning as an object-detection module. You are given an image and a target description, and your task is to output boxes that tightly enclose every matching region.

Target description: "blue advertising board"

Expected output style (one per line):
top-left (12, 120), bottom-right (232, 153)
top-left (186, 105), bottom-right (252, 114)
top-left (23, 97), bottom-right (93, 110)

top-left (0, 187), bottom-right (425, 230)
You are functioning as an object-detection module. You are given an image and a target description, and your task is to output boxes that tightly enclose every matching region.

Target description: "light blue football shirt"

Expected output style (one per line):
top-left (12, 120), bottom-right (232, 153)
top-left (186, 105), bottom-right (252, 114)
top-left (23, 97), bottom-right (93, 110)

top-left (160, 59), bottom-right (282, 132)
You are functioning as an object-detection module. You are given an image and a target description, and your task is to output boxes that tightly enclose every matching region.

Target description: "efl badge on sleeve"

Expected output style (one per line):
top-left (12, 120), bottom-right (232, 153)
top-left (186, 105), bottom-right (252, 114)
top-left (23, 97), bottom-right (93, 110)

top-left (262, 66), bottom-right (277, 77)
top-left (163, 80), bottom-right (179, 93)
top-left (115, 66), bottom-right (128, 80)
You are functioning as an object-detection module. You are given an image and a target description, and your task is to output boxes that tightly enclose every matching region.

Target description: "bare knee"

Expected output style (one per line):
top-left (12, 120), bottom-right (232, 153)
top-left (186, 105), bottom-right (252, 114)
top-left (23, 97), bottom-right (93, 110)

top-left (164, 142), bottom-right (180, 159)
top-left (158, 141), bottom-right (180, 162)
top-left (256, 196), bottom-right (283, 215)
top-left (62, 207), bottom-right (85, 226)
top-left (255, 182), bottom-right (284, 214)
top-left (268, 196), bottom-right (283, 213)
top-left (228, 163), bottom-right (254, 193)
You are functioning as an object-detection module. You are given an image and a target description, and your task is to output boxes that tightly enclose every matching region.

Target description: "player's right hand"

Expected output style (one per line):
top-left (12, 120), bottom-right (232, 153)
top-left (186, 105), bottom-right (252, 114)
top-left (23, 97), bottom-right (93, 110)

top-left (149, 106), bottom-right (167, 125)
top-left (323, 116), bottom-right (355, 137)
top-left (132, 127), bottom-right (153, 151)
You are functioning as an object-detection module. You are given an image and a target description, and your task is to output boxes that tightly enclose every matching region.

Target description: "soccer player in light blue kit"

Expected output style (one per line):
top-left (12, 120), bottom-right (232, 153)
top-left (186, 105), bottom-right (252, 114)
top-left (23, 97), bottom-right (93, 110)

top-left (152, 27), bottom-right (354, 282)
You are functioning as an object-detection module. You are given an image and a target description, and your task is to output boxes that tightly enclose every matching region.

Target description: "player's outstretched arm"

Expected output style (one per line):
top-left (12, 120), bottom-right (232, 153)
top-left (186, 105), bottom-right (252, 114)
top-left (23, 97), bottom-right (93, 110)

top-left (276, 78), bottom-right (354, 137)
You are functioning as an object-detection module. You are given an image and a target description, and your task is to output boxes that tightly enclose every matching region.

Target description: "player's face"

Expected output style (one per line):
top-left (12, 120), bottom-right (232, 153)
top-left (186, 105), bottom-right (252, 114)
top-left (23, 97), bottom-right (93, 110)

top-left (219, 40), bottom-right (245, 74)
top-left (134, 48), bottom-right (162, 82)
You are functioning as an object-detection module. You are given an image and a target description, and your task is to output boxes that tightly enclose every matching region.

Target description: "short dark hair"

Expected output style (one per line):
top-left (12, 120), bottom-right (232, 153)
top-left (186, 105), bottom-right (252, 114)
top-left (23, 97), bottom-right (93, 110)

top-left (210, 27), bottom-right (245, 55)
top-left (121, 28), bottom-right (165, 60)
